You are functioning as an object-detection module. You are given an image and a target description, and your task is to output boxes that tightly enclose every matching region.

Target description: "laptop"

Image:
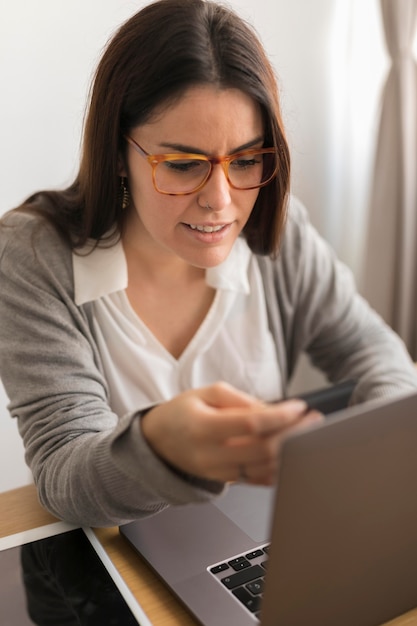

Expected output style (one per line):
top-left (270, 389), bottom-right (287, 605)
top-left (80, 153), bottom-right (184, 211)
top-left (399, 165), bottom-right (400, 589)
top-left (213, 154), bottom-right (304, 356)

top-left (120, 386), bottom-right (417, 626)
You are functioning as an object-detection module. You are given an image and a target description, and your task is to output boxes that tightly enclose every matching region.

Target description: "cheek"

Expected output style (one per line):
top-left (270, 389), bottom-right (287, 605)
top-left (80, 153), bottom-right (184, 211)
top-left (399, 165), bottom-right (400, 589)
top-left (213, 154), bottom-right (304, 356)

top-left (130, 183), bottom-right (190, 233)
top-left (127, 165), bottom-right (153, 202)
top-left (127, 168), bottom-right (160, 218)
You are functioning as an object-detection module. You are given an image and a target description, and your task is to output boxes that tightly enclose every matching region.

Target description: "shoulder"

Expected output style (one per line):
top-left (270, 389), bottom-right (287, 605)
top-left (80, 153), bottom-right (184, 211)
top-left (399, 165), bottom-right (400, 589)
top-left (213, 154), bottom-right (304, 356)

top-left (256, 195), bottom-right (346, 303)
top-left (1, 210), bottom-right (70, 257)
top-left (0, 210), bottom-right (73, 288)
top-left (281, 195), bottom-right (314, 254)
top-left (267, 195), bottom-right (338, 271)
top-left (257, 196), bottom-right (315, 271)
top-left (285, 194), bottom-right (309, 224)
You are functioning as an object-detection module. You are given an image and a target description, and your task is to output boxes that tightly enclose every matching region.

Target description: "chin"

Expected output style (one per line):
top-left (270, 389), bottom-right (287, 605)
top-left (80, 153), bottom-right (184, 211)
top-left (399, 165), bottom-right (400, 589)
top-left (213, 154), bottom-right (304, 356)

top-left (186, 247), bottom-right (233, 269)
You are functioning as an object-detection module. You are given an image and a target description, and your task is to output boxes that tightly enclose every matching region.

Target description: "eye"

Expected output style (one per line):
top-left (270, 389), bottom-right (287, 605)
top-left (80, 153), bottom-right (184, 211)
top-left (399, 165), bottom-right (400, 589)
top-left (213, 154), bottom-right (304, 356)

top-left (230, 155), bottom-right (262, 169)
top-left (162, 159), bottom-right (206, 174)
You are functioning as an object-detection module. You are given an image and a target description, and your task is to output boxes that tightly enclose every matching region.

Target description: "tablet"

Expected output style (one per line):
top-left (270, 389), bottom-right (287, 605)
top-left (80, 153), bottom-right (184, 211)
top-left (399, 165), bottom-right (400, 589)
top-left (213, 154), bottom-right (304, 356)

top-left (0, 521), bottom-right (153, 625)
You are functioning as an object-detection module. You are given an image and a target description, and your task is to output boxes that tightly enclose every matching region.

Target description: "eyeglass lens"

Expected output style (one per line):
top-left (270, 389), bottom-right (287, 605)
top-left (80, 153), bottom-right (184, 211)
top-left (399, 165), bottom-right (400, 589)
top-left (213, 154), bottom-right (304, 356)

top-left (154, 152), bottom-right (276, 194)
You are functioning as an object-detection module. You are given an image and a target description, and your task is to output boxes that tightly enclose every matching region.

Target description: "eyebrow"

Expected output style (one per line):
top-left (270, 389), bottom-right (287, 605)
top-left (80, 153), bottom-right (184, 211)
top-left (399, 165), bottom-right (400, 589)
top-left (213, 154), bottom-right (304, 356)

top-left (157, 136), bottom-right (265, 155)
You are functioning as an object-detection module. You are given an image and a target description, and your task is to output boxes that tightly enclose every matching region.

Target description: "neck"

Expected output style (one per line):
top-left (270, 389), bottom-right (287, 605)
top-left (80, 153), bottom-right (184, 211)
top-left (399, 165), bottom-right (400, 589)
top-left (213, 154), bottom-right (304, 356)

top-left (122, 235), bottom-right (205, 287)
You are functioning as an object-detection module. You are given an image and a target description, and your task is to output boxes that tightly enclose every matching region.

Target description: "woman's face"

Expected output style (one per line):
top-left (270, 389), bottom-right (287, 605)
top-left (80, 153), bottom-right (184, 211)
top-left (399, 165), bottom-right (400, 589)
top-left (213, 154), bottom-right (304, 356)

top-left (122, 85), bottom-right (263, 269)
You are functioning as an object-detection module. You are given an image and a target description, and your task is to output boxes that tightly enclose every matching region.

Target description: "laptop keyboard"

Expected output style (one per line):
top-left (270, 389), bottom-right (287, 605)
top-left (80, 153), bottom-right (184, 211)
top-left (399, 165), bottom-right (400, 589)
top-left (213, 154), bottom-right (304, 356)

top-left (208, 544), bottom-right (270, 621)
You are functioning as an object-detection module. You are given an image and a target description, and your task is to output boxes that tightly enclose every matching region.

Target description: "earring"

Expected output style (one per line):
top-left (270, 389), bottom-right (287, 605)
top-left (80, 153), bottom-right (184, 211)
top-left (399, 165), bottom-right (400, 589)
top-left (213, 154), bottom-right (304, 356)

top-left (120, 176), bottom-right (130, 210)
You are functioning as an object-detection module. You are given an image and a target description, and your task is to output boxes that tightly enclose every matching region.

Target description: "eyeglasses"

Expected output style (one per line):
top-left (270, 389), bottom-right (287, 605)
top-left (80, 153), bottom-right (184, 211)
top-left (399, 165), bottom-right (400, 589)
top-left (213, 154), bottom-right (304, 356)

top-left (124, 135), bottom-right (278, 196)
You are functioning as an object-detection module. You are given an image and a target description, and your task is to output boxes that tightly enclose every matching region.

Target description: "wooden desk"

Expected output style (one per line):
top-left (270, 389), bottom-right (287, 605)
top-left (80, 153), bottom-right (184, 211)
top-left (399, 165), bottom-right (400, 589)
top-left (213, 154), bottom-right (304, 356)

top-left (1, 484), bottom-right (417, 626)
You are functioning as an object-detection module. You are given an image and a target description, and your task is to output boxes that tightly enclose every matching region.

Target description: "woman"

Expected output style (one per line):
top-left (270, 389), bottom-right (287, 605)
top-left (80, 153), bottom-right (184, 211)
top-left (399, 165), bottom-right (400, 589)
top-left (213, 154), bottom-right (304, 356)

top-left (0, 0), bottom-right (416, 527)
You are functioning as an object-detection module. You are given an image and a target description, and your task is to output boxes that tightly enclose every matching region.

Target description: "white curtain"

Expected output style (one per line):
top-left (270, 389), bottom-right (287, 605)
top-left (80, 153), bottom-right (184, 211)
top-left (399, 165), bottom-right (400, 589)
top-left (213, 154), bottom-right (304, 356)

top-left (362, 0), bottom-right (417, 359)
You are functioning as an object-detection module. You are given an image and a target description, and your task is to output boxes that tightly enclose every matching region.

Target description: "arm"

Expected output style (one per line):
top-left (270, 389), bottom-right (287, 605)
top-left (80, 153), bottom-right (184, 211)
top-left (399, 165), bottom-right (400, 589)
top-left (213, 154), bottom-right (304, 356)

top-left (0, 213), bottom-right (320, 527)
top-left (0, 214), bottom-right (225, 526)
top-left (263, 197), bottom-right (417, 402)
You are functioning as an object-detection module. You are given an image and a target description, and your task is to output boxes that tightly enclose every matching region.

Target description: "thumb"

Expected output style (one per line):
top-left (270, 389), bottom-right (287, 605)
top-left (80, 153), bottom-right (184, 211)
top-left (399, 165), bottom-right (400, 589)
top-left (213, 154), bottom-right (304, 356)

top-left (198, 381), bottom-right (263, 409)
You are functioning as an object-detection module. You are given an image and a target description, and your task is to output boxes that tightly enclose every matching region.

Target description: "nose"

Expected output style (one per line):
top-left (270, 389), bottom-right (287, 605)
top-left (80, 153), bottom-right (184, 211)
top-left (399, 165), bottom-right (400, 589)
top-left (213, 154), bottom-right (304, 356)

top-left (198, 163), bottom-right (232, 210)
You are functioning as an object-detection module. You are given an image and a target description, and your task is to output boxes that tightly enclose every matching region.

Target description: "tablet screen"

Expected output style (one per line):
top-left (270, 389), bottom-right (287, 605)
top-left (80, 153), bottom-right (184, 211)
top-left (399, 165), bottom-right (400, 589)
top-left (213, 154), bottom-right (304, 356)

top-left (0, 523), bottom-right (152, 625)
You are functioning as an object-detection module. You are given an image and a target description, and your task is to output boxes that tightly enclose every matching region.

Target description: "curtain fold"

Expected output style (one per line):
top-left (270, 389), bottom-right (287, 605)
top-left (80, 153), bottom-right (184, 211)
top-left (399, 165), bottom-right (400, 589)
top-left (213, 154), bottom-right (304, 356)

top-left (362, 0), bottom-right (417, 358)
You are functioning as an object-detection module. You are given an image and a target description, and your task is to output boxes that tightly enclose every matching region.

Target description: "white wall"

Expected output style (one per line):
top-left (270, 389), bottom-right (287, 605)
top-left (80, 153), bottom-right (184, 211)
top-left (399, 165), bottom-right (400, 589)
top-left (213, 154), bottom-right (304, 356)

top-left (0, 0), bottom-right (385, 492)
top-left (1, 0), bottom-right (385, 232)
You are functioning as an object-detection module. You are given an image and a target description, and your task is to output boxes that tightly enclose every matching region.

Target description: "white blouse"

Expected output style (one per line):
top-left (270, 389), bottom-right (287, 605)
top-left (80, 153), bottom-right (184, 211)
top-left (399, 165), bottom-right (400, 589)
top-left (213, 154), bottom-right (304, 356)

top-left (73, 237), bottom-right (282, 418)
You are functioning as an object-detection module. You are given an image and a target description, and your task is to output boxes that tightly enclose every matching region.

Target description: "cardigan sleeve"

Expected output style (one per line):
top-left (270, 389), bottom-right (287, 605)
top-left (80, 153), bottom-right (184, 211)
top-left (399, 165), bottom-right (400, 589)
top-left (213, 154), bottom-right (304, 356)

top-left (262, 197), bottom-right (417, 403)
top-left (0, 213), bottom-right (224, 527)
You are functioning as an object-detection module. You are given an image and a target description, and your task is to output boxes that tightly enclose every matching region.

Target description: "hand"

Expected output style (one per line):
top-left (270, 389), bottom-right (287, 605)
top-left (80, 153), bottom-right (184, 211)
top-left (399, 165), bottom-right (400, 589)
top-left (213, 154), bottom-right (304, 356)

top-left (140, 382), bottom-right (323, 486)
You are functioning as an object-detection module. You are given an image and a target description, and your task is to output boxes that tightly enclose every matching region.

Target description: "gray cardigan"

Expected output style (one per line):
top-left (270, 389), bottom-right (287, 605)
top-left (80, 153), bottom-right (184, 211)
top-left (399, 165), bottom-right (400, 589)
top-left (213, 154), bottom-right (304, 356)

top-left (1, 197), bottom-right (416, 526)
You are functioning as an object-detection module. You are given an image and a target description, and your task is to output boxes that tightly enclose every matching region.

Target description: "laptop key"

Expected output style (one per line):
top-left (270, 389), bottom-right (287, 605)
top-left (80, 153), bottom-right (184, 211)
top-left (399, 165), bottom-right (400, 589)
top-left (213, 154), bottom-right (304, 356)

top-left (221, 564), bottom-right (264, 589)
top-left (232, 586), bottom-right (262, 613)
top-left (245, 549), bottom-right (263, 560)
top-left (210, 562), bottom-right (229, 574)
top-left (245, 578), bottom-right (264, 595)
top-left (228, 556), bottom-right (251, 571)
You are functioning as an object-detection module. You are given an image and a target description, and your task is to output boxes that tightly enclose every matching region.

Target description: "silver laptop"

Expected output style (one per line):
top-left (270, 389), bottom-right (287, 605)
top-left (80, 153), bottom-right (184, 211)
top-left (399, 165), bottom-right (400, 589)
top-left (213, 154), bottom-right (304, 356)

top-left (120, 389), bottom-right (417, 626)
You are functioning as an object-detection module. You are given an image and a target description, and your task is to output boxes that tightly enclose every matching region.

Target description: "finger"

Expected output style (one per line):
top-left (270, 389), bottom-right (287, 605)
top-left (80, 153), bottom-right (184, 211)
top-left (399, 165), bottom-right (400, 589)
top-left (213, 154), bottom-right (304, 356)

top-left (197, 381), bottom-right (263, 409)
top-left (245, 467), bottom-right (278, 486)
top-left (253, 400), bottom-right (309, 435)
top-left (280, 409), bottom-right (324, 438)
top-left (190, 408), bottom-right (262, 441)
top-left (205, 426), bottom-right (282, 471)
top-left (193, 399), bottom-right (309, 442)
top-left (219, 410), bottom-right (324, 481)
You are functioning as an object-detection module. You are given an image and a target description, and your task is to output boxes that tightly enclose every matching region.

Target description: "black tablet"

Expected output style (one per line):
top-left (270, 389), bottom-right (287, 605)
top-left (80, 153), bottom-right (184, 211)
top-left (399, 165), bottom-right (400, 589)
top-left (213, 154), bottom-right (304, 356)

top-left (0, 521), bottom-right (153, 625)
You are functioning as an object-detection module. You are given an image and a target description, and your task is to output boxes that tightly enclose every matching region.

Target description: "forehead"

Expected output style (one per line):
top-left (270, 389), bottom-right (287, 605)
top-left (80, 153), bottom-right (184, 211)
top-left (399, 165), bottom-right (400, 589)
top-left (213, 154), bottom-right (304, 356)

top-left (135, 85), bottom-right (264, 152)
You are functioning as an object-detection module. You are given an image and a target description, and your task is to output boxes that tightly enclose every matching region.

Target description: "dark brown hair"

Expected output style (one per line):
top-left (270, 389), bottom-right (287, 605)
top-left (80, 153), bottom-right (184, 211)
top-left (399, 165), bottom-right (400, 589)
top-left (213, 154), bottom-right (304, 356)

top-left (11, 0), bottom-right (290, 255)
